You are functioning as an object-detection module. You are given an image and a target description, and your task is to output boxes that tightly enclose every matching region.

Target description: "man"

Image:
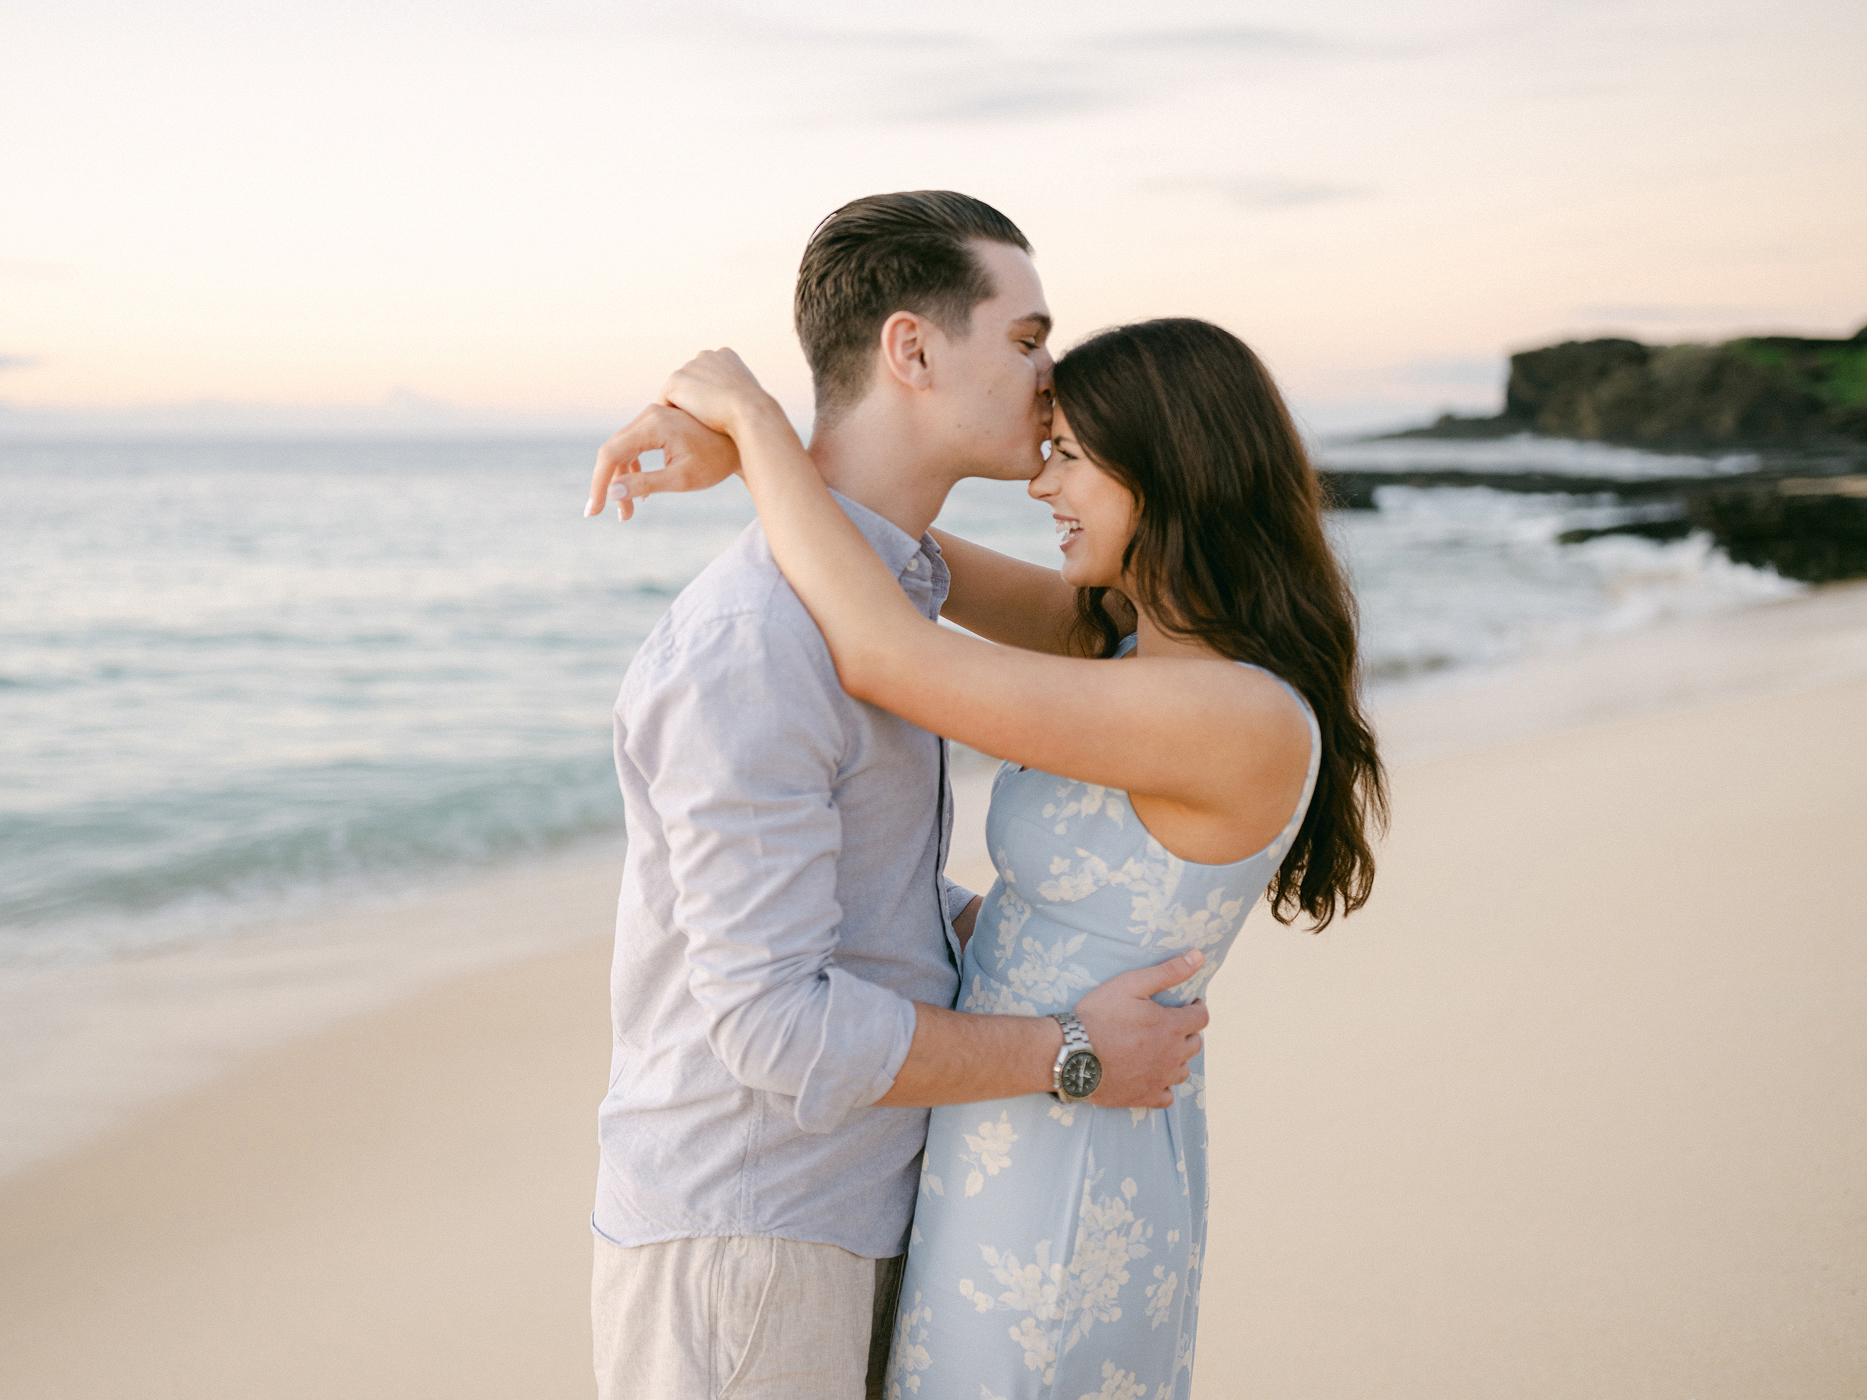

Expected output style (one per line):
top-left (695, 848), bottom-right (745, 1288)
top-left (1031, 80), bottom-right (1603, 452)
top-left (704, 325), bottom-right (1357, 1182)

top-left (583, 192), bottom-right (1208, 1399)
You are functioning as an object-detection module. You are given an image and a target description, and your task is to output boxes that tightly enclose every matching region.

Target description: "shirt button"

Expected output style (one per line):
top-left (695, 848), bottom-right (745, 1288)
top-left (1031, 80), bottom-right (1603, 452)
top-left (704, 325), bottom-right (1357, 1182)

top-left (905, 557), bottom-right (920, 573)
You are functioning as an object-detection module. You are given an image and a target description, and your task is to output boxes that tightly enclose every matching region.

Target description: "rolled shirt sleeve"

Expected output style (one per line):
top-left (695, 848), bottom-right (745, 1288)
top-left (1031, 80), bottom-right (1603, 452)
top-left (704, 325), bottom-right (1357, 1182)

top-left (625, 613), bottom-right (919, 1134)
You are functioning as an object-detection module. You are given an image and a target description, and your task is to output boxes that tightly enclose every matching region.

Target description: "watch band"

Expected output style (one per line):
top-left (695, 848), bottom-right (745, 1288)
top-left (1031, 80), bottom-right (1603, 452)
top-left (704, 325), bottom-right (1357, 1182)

top-left (1050, 1011), bottom-right (1095, 1101)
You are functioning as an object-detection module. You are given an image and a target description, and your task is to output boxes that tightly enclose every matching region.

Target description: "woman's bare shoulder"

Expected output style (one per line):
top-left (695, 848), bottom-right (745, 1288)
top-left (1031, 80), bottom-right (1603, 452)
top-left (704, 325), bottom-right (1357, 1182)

top-left (1128, 661), bottom-right (1313, 862)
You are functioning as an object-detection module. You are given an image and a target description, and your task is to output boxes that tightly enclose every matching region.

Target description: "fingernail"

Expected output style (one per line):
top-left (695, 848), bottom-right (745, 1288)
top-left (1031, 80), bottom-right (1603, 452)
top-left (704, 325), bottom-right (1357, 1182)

top-left (1185, 950), bottom-right (1204, 966)
top-left (583, 501), bottom-right (598, 517)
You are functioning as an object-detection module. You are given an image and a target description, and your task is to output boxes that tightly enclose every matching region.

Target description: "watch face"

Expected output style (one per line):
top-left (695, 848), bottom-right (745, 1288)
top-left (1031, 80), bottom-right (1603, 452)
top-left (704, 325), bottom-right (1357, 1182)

top-left (1060, 1051), bottom-right (1102, 1100)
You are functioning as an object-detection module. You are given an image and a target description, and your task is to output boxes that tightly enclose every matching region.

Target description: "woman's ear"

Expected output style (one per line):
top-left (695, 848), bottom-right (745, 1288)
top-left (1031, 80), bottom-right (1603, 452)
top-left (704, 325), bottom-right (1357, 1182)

top-left (878, 311), bottom-right (937, 391)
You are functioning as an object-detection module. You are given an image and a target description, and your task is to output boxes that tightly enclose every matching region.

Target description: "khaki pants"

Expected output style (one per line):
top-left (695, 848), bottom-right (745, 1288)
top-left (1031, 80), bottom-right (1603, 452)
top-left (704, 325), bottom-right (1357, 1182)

top-left (592, 1234), bottom-right (904, 1399)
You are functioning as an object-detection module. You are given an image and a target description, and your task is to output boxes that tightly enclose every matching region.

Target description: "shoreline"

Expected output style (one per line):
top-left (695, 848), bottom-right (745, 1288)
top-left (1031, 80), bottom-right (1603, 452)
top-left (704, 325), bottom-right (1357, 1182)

top-left (1, 583), bottom-right (1863, 1396)
top-left (4, 581), bottom-right (1865, 1185)
top-left (0, 840), bottom-right (626, 1183)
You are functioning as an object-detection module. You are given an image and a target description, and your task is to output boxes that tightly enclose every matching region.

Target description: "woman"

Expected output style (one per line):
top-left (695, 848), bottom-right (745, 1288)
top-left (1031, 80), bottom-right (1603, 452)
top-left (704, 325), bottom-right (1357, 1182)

top-left (654, 319), bottom-right (1383, 1399)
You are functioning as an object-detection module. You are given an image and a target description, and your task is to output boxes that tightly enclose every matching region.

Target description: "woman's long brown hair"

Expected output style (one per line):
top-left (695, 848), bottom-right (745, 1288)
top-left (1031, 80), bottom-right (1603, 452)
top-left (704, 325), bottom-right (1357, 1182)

top-left (1056, 318), bottom-right (1387, 930)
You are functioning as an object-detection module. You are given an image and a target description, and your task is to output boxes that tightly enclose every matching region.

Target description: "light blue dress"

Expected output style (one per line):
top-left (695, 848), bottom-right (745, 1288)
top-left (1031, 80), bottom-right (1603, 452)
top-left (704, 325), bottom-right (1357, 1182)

top-left (885, 651), bottom-right (1321, 1400)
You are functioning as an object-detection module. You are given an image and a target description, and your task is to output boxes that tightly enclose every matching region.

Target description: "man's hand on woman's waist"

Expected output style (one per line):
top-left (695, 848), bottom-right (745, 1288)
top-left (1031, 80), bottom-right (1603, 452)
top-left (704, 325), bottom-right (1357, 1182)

top-left (872, 949), bottom-right (1208, 1110)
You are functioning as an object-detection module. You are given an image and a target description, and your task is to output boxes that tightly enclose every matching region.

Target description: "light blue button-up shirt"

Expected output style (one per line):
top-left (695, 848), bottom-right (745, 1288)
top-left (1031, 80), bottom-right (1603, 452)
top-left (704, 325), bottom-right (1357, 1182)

top-left (593, 493), bottom-right (974, 1260)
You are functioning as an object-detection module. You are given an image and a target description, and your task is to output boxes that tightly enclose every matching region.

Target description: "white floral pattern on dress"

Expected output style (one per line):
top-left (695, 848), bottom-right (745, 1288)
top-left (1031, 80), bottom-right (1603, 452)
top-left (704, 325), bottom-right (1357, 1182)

top-left (958, 1239), bottom-right (1067, 1381)
top-left (1032, 826), bottom-right (1251, 985)
top-left (1173, 1325), bottom-right (1197, 1376)
top-left (1143, 1266), bottom-right (1178, 1328)
top-left (886, 660), bottom-right (1322, 1400)
top-left (1082, 1360), bottom-right (1149, 1400)
top-left (1060, 1163), bottom-right (1152, 1354)
top-left (1041, 782), bottom-right (1127, 837)
top-left (884, 1292), bottom-right (933, 1399)
top-left (960, 973), bottom-right (1036, 1017)
top-left (1005, 930), bottom-right (1096, 1005)
top-left (958, 1112), bottom-right (1018, 1197)
top-left (992, 888), bottom-right (1033, 960)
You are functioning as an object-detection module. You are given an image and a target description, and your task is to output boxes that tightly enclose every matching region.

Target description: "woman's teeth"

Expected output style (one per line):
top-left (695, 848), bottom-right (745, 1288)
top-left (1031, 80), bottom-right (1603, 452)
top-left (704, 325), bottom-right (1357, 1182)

top-left (1054, 518), bottom-right (1082, 542)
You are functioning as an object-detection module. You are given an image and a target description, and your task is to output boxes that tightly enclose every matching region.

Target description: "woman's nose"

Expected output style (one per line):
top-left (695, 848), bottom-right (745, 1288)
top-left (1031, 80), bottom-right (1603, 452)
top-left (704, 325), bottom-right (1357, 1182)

top-left (1028, 455), bottom-right (1059, 499)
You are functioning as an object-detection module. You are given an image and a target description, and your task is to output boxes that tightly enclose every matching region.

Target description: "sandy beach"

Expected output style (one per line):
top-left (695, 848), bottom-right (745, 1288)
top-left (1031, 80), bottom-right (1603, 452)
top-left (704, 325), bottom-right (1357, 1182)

top-left (3, 584), bottom-right (1865, 1399)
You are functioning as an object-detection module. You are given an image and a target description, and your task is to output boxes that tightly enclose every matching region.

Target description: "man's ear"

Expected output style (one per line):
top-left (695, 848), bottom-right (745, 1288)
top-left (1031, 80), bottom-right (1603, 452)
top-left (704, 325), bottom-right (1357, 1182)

top-left (878, 311), bottom-right (937, 391)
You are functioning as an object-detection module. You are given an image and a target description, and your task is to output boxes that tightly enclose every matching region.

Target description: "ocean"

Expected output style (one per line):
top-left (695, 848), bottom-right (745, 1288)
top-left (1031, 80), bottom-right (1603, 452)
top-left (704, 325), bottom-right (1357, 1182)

top-left (0, 435), bottom-right (1799, 969)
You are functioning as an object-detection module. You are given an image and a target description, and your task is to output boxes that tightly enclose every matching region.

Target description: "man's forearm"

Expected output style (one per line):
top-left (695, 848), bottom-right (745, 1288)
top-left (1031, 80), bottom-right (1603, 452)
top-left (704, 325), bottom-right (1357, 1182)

top-left (871, 1004), bottom-right (1061, 1107)
top-left (871, 949), bottom-right (1209, 1111)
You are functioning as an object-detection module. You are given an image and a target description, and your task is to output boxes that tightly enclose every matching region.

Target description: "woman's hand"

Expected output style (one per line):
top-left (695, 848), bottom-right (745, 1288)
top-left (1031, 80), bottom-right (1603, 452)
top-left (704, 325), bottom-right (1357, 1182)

top-left (585, 403), bottom-right (740, 521)
top-left (661, 348), bottom-right (780, 439)
top-left (582, 350), bottom-right (781, 521)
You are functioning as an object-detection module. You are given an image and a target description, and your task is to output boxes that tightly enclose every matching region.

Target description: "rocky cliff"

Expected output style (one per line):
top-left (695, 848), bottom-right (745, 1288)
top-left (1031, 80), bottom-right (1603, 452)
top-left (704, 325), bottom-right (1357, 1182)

top-left (1339, 322), bottom-right (1867, 582)
top-left (1412, 324), bottom-right (1867, 449)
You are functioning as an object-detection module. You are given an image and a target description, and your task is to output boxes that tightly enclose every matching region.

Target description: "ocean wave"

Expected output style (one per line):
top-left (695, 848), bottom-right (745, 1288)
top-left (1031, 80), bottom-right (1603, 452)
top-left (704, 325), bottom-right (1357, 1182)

top-left (1347, 514), bottom-right (1801, 689)
top-left (0, 753), bottom-right (624, 967)
top-left (1317, 432), bottom-right (1761, 479)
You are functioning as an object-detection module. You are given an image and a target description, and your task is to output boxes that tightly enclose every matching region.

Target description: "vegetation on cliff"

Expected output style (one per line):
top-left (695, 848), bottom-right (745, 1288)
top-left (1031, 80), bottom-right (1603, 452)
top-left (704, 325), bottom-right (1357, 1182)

top-left (1412, 324), bottom-right (1867, 449)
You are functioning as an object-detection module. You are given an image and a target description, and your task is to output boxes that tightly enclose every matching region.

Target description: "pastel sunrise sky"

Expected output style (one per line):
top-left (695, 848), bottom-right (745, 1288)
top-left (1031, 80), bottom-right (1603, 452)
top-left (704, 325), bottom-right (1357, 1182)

top-left (4, 0), bottom-right (1863, 437)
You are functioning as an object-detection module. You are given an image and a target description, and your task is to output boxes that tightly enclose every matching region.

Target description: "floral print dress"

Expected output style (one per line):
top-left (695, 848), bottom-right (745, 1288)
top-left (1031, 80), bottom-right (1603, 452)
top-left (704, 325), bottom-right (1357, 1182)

top-left (885, 657), bottom-right (1321, 1400)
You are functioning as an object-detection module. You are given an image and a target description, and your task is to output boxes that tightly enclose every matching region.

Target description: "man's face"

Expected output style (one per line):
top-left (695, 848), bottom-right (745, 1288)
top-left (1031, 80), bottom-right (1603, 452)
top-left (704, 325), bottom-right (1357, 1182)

top-left (929, 241), bottom-right (1055, 482)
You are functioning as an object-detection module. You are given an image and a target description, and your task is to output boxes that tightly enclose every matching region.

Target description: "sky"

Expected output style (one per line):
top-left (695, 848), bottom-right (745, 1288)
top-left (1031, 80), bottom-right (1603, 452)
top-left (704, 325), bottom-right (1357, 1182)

top-left (3, 0), bottom-right (1864, 438)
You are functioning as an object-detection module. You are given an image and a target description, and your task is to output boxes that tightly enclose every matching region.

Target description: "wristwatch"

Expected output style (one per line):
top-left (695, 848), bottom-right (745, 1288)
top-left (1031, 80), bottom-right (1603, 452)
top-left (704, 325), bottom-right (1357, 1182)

top-left (1049, 1011), bottom-right (1103, 1103)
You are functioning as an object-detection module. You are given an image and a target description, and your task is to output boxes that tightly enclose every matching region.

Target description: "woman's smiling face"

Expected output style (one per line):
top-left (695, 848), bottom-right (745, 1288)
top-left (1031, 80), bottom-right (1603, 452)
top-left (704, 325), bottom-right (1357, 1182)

top-left (1028, 407), bottom-right (1139, 590)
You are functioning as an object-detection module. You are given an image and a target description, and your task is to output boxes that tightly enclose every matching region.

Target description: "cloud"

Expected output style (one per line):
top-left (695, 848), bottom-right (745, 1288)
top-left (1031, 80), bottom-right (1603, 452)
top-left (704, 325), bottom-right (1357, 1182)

top-left (745, 23), bottom-right (978, 53)
top-left (1387, 357), bottom-right (1506, 387)
top-left (680, 7), bottom-right (981, 55)
top-left (800, 58), bottom-right (1138, 128)
top-left (1086, 25), bottom-right (1350, 55)
top-left (775, 17), bottom-right (1366, 129)
top-left (771, 16), bottom-right (1377, 131)
top-left (1152, 175), bottom-right (1373, 210)
top-left (907, 84), bottom-right (1136, 125)
top-left (0, 389), bottom-right (617, 440)
top-left (1572, 303), bottom-right (1777, 323)
top-left (0, 354), bottom-right (41, 372)
top-left (1222, 177), bottom-right (1370, 209)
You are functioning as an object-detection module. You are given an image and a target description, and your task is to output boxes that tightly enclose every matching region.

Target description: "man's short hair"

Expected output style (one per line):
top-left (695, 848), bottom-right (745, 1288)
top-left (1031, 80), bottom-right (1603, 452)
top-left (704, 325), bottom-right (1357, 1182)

top-left (794, 191), bottom-right (1032, 425)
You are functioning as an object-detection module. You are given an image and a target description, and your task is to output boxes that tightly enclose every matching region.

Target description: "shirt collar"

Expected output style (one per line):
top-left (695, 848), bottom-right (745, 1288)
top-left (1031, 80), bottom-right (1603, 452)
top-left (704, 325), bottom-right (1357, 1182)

top-left (828, 488), bottom-right (931, 578)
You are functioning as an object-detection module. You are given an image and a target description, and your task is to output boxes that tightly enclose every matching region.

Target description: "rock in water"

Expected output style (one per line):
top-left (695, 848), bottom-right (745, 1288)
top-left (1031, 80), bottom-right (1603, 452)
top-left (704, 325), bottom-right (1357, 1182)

top-left (1688, 476), bottom-right (1867, 583)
